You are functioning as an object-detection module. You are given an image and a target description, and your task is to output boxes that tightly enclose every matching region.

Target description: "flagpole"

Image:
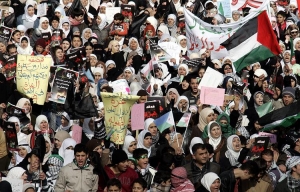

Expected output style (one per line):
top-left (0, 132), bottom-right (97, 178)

top-left (180, 113), bottom-right (192, 150)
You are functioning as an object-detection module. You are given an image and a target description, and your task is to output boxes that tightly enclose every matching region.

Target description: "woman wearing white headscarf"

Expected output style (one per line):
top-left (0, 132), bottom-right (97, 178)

top-left (122, 135), bottom-right (137, 158)
top-left (92, 13), bottom-right (109, 46)
top-left (15, 139), bottom-right (32, 165)
top-left (16, 4), bottom-right (39, 29)
top-left (16, 98), bottom-right (32, 120)
top-left (17, 36), bottom-right (33, 55)
top-left (144, 118), bottom-right (159, 147)
top-left (137, 130), bottom-right (152, 157)
top-left (200, 172), bottom-right (221, 192)
top-left (58, 138), bottom-right (76, 166)
top-left (165, 88), bottom-right (180, 109)
top-left (81, 28), bottom-right (93, 44)
top-left (177, 35), bottom-right (189, 57)
top-left (82, 118), bottom-right (95, 139)
top-left (174, 96), bottom-right (189, 113)
top-left (189, 137), bottom-right (204, 155)
top-left (167, 14), bottom-right (177, 37)
top-left (30, 17), bottom-right (52, 47)
top-left (17, 25), bottom-right (27, 36)
top-left (8, 116), bottom-right (27, 142)
top-left (43, 136), bottom-right (52, 165)
top-left (54, 6), bottom-right (66, 19)
top-left (123, 37), bottom-right (143, 58)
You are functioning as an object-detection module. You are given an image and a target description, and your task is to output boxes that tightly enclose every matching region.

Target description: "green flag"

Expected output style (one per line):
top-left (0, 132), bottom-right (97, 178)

top-left (256, 101), bottom-right (273, 118)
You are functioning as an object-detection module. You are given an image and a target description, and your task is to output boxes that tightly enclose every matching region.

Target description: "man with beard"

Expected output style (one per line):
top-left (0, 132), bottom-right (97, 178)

top-left (183, 76), bottom-right (200, 106)
top-left (105, 149), bottom-right (139, 192)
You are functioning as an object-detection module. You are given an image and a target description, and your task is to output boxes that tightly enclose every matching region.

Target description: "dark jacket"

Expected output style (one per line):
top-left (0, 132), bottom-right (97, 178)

top-left (220, 169), bottom-right (238, 192)
top-left (219, 147), bottom-right (250, 173)
top-left (136, 166), bottom-right (156, 189)
top-left (274, 177), bottom-right (300, 192)
top-left (183, 160), bottom-right (220, 189)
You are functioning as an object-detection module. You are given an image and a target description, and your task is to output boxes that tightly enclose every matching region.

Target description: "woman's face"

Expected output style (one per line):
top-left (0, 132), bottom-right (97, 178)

top-left (56, 49), bottom-right (64, 60)
top-left (45, 141), bottom-right (50, 153)
top-left (0, 42), bottom-right (6, 53)
top-left (84, 30), bottom-right (91, 40)
top-left (85, 45), bottom-right (93, 57)
top-left (96, 16), bottom-right (102, 25)
top-left (62, 23), bottom-right (70, 32)
top-left (23, 101), bottom-right (31, 114)
top-left (128, 141), bottom-right (137, 153)
top-left (178, 99), bottom-right (188, 110)
top-left (13, 32), bottom-right (21, 43)
top-left (223, 65), bottom-right (233, 74)
top-left (168, 91), bottom-right (177, 100)
top-left (291, 79), bottom-right (296, 87)
top-left (255, 93), bottom-right (264, 106)
top-left (277, 15), bottom-right (285, 24)
top-left (55, 11), bottom-right (61, 18)
top-left (146, 30), bottom-right (154, 37)
top-left (290, 4), bottom-right (297, 12)
top-left (60, 116), bottom-right (69, 127)
top-left (100, 6), bottom-right (106, 14)
top-left (210, 179), bottom-right (221, 192)
top-left (94, 72), bottom-right (102, 82)
top-left (129, 39), bottom-right (138, 50)
top-left (36, 45), bottom-right (44, 53)
top-left (148, 123), bottom-right (158, 136)
top-left (295, 41), bottom-right (300, 51)
top-left (210, 125), bottom-right (221, 139)
top-left (154, 68), bottom-right (163, 78)
top-left (206, 113), bottom-right (214, 123)
top-left (232, 137), bottom-right (241, 151)
top-left (181, 80), bottom-right (189, 90)
top-left (262, 80), bottom-right (269, 91)
top-left (27, 7), bottom-right (34, 16)
top-left (280, 44), bottom-right (286, 53)
top-left (90, 56), bottom-right (97, 66)
top-left (93, 145), bottom-right (103, 156)
top-left (143, 136), bottom-right (152, 148)
top-left (180, 39), bottom-right (187, 48)
top-left (291, 30), bottom-right (299, 39)
top-left (111, 42), bottom-right (120, 53)
top-left (178, 67), bottom-right (187, 76)
top-left (124, 70), bottom-right (132, 80)
top-left (41, 20), bottom-right (49, 30)
top-left (167, 18), bottom-right (175, 26)
top-left (284, 52), bottom-right (291, 62)
top-left (18, 147), bottom-right (28, 158)
top-left (61, 41), bottom-right (70, 51)
top-left (52, 20), bottom-right (59, 29)
top-left (21, 39), bottom-right (29, 49)
top-left (15, 122), bottom-right (20, 133)
top-left (107, 64), bottom-right (115, 71)
top-left (252, 63), bottom-right (260, 72)
top-left (40, 120), bottom-right (48, 131)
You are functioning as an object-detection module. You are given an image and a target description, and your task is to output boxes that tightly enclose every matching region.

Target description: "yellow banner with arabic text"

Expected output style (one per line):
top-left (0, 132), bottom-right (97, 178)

top-left (101, 92), bottom-right (139, 144)
top-left (16, 55), bottom-right (51, 105)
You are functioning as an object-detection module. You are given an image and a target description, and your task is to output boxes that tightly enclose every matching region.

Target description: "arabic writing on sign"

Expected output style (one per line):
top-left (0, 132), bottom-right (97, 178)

top-left (101, 92), bottom-right (139, 144)
top-left (16, 55), bottom-right (51, 105)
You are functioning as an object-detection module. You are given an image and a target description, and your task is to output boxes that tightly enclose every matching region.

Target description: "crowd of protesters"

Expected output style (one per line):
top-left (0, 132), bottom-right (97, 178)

top-left (0, 0), bottom-right (300, 191)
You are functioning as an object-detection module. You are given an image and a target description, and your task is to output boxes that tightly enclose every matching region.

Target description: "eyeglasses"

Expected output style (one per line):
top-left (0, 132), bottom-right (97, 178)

top-left (138, 154), bottom-right (148, 159)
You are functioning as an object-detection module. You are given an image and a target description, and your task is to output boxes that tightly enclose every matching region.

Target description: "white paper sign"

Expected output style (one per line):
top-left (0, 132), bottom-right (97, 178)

top-left (198, 67), bottom-right (224, 89)
top-left (2, 177), bottom-right (23, 192)
top-left (110, 79), bottom-right (130, 95)
top-left (218, 0), bottom-right (232, 18)
top-left (158, 42), bottom-right (182, 65)
top-left (106, 7), bottom-right (121, 24)
top-left (37, 3), bottom-right (47, 17)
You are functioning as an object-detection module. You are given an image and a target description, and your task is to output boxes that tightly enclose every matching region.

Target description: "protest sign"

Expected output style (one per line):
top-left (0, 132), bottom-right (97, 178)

top-left (94, 118), bottom-right (106, 140)
top-left (106, 7), bottom-right (121, 24)
top-left (110, 79), bottom-right (131, 95)
top-left (131, 103), bottom-right (145, 131)
top-left (149, 37), bottom-right (172, 62)
top-left (37, 3), bottom-right (47, 17)
top-left (3, 121), bottom-right (18, 151)
top-left (218, 0), bottom-right (231, 18)
top-left (51, 29), bottom-right (64, 46)
top-left (198, 67), bottom-right (224, 89)
top-left (4, 55), bottom-right (17, 80)
top-left (147, 96), bottom-right (165, 113)
top-left (184, 0), bottom-right (269, 59)
top-left (2, 178), bottom-right (23, 192)
top-left (184, 58), bottom-right (203, 73)
top-left (42, 32), bottom-right (51, 45)
top-left (158, 42), bottom-right (181, 64)
top-left (251, 137), bottom-right (270, 157)
top-left (101, 92), bottom-right (139, 144)
top-left (259, 132), bottom-right (277, 143)
top-left (6, 102), bottom-right (30, 128)
top-left (16, 55), bottom-right (51, 105)
top-left (200, 87), bottom-right (225, 106)
top-left (49, 67), bottom-right (79, 104)
top-left (144, 101), bottom-right (160, 120)
top-left (72, 124), bottom-right (82, 144)
top-left (0, 25), bottom-right (12, 43)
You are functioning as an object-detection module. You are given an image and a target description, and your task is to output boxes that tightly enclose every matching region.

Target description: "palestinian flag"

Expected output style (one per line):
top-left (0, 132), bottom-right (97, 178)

top-left (221, 11), bottom-right (281, 72)
top-left (258, 100), bottom-right (300, 131)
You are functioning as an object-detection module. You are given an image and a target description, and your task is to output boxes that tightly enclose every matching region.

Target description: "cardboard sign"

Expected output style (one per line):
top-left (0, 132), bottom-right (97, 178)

top-left (200, 86), bottom-right (225, 106)
top-left (110, 79), bottom-right (131, 95)
top-left (198, 67), bottom-right (224, 89)
top-left (144, 101), bottom-right (160, 120)
top-left (4, 55), bottom-right (16, 80)
top-left (71, 124), bottom-right (82, 144)
top-left (131, 103), bottom-right (145, 131)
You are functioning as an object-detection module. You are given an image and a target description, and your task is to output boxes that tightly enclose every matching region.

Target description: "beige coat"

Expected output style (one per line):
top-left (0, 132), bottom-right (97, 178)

top-left (54, 162), bottom-right (99, 192)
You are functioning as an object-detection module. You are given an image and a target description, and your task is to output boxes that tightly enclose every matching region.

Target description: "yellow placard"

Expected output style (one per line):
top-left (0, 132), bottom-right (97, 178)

top-left (16, 55), bottom-right (51, 105)
top-left (101, 92), bottom-right (139, 144)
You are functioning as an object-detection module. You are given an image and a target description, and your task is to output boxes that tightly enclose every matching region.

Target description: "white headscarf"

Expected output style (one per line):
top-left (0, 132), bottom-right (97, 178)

top-left (24, 4), bottom-right (37, 22)
top-left (17, 36), bottom-right (33, 55)
top-left (122, 135), bottom-right (136, 158)
top-left (174, 96), bottom-right (189, 113)
top-left (8, 116), bottom-right (27, 142)
top-left (225, 135), bottom-right (241, 166)
top-left (98, 13), bottom-right (107, 30)
top-left (82, 118), bottom-right (94, 139)
top-left (7, 167), bottom-right (26, 179)
top-left (43, 136), bottom-right (52, 165)
top-left (61, 17), bottom-right (70, 36)
top-left (81, 28), bottom-right (92, 44)
top-left (54, 6), bottom-right (66, 18)
top-left (207, 121), bottom-right (222, 150)
top-left (38, 17), bottom-right (52, 34)
top-left (189, 137), bottom-right (203, 155)
top-left (123, 37), bottom-right (143, 56)
top-left (176, 35), bottom-right (187, 55)
top-left (137, 130), bottom-right (152, 157)
top-left (16, 98), bottom-right (31, 119)
top-left (35, 115), bottom-right (48, 131)
top-left (17, 25), bottom-right (27, 33)
top-left (201, 172), bottom-right (221, 192)
top-left (58, 138), bottom-right (76, 165)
